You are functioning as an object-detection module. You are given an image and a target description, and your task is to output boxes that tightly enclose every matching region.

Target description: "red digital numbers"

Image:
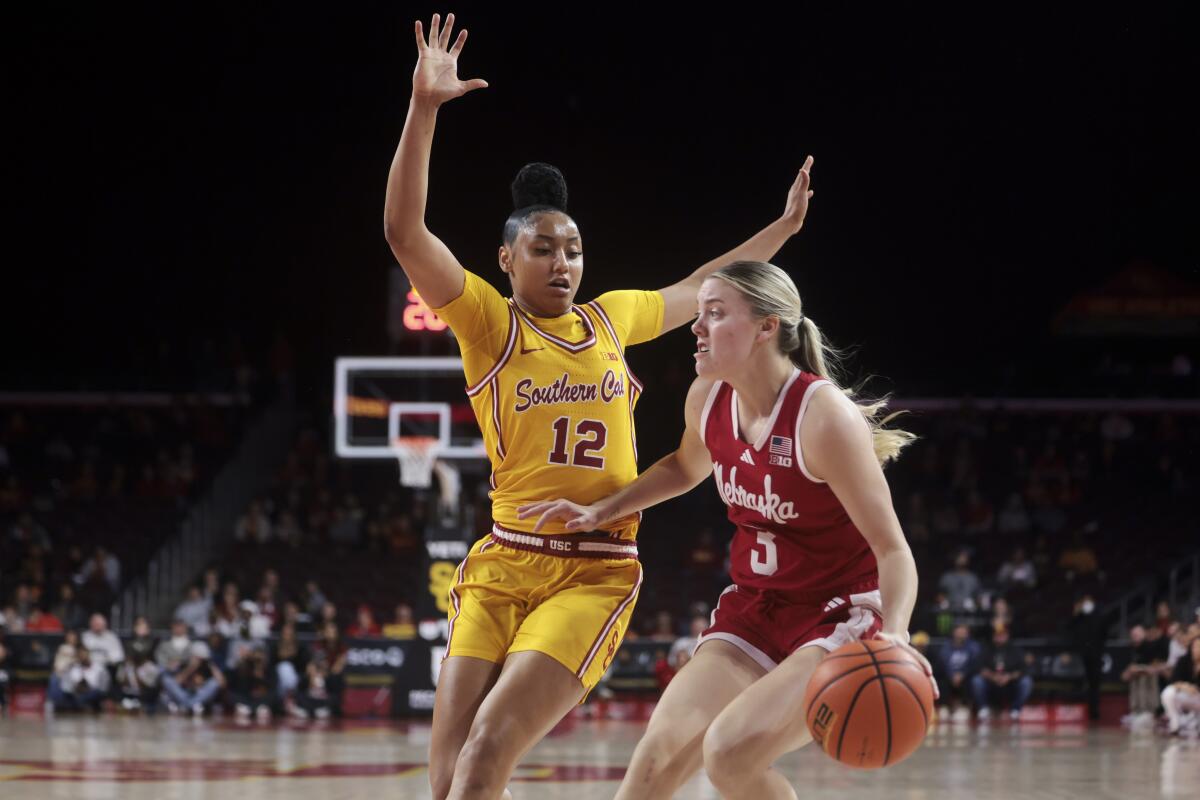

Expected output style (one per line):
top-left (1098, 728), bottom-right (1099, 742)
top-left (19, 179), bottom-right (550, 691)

top-left (403, 290), bottom-right (448, 332)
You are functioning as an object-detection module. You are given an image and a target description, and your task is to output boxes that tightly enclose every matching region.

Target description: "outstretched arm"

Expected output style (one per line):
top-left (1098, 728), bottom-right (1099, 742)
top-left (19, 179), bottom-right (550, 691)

top-left (383, 13), bottom-right (489, 308)
top-left (517, 378), bottom-right (716, 532)
top-left (656, 157), bottom-right (814, 332)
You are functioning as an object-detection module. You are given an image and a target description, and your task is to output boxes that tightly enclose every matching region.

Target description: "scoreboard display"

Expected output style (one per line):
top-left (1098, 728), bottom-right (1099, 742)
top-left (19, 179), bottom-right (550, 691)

top-left (388, 266), bottom-right (453, 343)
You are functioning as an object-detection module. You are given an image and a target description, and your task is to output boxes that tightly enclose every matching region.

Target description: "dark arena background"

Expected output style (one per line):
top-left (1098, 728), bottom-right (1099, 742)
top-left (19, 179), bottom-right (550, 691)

top-left (3, 4), bottom-right (1197, 798)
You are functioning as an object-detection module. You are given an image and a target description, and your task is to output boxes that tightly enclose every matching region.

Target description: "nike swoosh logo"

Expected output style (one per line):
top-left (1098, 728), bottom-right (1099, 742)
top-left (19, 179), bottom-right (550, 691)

top-left (520, 347), bottom-right (543, 354)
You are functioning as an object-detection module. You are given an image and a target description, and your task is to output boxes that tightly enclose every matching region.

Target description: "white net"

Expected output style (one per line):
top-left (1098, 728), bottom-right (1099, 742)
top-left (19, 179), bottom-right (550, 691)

top-left (393, 436), bottom-right (439, 488)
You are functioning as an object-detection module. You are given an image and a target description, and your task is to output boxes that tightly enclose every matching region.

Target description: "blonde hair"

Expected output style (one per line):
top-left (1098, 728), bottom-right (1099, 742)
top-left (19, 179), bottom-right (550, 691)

top-left (709, 261), bottom-right (916, 465)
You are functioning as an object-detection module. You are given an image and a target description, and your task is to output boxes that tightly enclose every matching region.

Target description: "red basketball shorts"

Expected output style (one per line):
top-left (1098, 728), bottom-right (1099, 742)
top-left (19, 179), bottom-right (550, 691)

top-left (697, 582), bottom-right (883, 671)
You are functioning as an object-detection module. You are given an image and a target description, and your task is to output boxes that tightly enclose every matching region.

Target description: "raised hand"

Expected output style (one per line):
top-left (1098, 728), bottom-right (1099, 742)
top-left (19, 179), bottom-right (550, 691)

top-left (412, 13), bottom-right (488, 105)
top-left (516, 499), bottom-right (609, 533)
top-left (780, 155), bottom-right (815, 234)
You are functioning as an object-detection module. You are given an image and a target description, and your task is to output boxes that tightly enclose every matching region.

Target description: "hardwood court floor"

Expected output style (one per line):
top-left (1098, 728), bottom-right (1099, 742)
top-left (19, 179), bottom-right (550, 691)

top-left (0, 714), bottom-right (1196, 799)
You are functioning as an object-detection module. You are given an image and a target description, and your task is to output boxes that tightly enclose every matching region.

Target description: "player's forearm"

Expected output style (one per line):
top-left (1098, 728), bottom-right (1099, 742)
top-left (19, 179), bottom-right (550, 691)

top-left (682, 217), bottom-right (797, 291)
top-left (598, 451), bottom-right (707, 523)
top-left (875, 546), bottom-right (918, 638)
top-left (383, 95), bottom-right (439, 247)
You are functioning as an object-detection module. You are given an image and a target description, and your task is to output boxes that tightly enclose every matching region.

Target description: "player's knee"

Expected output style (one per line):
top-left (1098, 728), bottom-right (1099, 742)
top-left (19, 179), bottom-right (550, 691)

top-left (455, 723), bottom-right (510, 786)
top-left (632, 724), bottom-right (689, 778)
top-left (702, 721), bottom-right (754, 785)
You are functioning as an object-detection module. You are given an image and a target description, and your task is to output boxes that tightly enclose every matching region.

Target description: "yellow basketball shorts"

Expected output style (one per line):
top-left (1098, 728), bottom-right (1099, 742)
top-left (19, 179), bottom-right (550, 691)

top-left (445, 523), bottom-right (642, 692)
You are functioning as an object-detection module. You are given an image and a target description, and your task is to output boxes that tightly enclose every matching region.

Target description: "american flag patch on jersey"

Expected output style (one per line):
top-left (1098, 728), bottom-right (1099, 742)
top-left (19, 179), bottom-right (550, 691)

top-left (769, 435), bottom-right (792, 456)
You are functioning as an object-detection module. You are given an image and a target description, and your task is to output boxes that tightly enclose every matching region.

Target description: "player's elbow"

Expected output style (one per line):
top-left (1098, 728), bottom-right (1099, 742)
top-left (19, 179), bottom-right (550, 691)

top-left (383, 213), bottom-right (426, 253)
top-left (383, 217), bottom-right (413, 250)
top-left (868, 529), bottom-right (913, 562)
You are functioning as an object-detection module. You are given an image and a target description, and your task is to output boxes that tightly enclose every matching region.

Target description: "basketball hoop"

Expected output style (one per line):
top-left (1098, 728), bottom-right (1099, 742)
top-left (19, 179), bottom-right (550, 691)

top-left (393, 436), bottom-right (439, 488)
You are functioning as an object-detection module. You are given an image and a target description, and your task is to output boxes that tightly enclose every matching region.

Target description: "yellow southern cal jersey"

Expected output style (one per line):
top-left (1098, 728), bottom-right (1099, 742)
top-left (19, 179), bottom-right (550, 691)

top-left (432, 270), bottom-right (664, 537)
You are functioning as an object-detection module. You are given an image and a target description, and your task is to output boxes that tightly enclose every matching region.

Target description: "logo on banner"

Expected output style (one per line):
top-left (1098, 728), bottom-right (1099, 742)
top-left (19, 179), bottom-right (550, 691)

top-left (427, 541), bottom-right (469, 559)
top-left (347, 646), bottom-right (406, 669)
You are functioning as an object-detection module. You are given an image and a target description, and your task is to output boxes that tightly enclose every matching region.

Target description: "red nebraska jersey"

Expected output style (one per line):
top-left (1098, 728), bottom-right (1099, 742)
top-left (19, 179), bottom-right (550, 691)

top-left (700, 369), bottom-right (878, 596)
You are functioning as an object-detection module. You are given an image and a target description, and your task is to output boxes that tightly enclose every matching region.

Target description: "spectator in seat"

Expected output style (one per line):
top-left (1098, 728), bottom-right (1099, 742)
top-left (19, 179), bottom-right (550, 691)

top-left (117, 616), bottom-right (161, 712)
top-left (971, 625), bottom-right (1033, 722)
top-left (155, 620), bottom-right (193, 677)
top-left (936, 624), bottom-right (981, 722)
top-left (1161, 636), bottom-right (1200, 736)
top-left (225, 601), bottom-right (270, 670)
top-left (382, 603), bottom-right (416, 640)
top-left (82, 613), bottom-right (124, 683)
top-left (234, 499), bottom-right (273, 543)
top-left (202, 569), bottom-right (221, 604)
top-left (1166, 622), bottom-right (1188, 670)
top-left (989, 597), bottom-right (1014, 633)
top-left (48, 630), bottom-right (81, 709)
top-left (294, 622), bottom-right (346, 719)
top-left (303, 582), bottom-right (328, 620)
top-left (1151, 599), bottom-right (1175, 635)
top-left (25, 605), bottom-right (64, 633)
top-left (160, 642), bottom-right (225, 716)
top-left (279, 600), bottom-right (308, 633)
top-left (50, 647), bottom-right (110, 713)
top-left (51, 583), bottom-right (87, 632)
top-left (174, 586), bottom-right (212, 636)
top-left (272, 622), bottom-right (307, 711)
top-left (997, 547), bottom-right (1037, 589)
top-left (1122, 624), bottom-right (1167, 729)
top-left (347, 605), bottom-right (381, 638)
top-left (939, 550), bottom-right (982, 613)
top-left (317, 601), bottom-right (339, 631)
top-left (75, 546), bottom-right (121, 599)
top-left (230, 648), bottom-right (275, 722)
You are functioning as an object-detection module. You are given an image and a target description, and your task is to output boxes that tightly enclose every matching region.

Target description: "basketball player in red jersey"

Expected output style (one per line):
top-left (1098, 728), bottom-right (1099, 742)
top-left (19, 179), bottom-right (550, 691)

top-left (520, 261), bottom-right (936, 799)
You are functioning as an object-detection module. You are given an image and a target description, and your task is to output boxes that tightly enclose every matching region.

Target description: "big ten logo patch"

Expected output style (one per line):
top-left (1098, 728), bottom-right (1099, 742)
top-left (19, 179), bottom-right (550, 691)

top-left (601, 627), bottom-right (622, 671)
top-left (429, 561), bottom-right (457, 613)
top-left (811, 702), bottom-right (837, 744)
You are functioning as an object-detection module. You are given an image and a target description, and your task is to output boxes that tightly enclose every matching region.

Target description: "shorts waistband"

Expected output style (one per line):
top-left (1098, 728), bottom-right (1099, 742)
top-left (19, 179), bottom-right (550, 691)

top-left (490, 524), bottom-right (639, 561)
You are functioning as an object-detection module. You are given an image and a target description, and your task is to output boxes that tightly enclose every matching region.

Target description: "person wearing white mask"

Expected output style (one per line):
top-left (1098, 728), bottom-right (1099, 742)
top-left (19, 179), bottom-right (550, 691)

top-left (155, 619), bottom-right (194, 677)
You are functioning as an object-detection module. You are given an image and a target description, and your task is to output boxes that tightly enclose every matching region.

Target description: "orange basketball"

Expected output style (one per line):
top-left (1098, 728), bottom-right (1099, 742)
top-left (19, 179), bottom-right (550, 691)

top-left (803, 639), bottom-right (934, 769)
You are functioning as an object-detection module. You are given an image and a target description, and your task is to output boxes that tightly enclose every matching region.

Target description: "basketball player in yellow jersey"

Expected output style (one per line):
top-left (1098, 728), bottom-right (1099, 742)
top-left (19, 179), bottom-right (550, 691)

top-left (384, 14), bottom-right (814, 800)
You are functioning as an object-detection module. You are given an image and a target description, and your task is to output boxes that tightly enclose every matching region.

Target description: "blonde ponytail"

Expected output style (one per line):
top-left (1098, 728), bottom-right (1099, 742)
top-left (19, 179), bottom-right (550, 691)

top-left (711, 261), bottom-right (916, 466)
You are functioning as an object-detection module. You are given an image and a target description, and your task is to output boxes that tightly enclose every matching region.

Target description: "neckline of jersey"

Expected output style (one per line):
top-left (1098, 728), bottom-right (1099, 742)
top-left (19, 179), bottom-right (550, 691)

top-left (730, 367), bottom-right (802, 451)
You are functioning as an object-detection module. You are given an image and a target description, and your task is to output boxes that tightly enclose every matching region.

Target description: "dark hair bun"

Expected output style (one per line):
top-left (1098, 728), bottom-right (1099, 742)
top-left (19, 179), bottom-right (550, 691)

top-left (511, 162), bottom-right (568, 212)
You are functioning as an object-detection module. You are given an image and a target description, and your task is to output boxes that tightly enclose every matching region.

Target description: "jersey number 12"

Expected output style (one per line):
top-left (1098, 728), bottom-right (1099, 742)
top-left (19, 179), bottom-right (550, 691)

top-left (549, 417), bottom-right (608, 469)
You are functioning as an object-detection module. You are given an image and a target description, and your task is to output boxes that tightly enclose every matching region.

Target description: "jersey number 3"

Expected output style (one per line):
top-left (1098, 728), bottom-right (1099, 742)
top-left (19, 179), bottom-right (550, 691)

top-left (750, 531), bottom-right (779, 576)
top-left (549, 417), bottom-right (607, 469)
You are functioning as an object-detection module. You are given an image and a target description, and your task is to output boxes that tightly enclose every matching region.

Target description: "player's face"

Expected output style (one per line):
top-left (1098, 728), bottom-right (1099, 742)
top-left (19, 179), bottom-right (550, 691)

top-left (691, 279), bottom-right (761, 378)
top-left (503, 212), bottom-right (583, 316)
